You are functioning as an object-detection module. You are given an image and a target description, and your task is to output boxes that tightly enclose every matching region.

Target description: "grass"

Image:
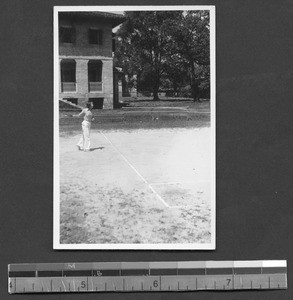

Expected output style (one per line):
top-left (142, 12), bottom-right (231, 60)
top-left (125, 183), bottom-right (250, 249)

top-left (123, 97), bottom-right (210, 109)
top-left (59, 98), bottom-right (210, 133)
top-left (59, 116), bottom-right (210, 136)
top-left (60, 185), bottom-right (211, 244)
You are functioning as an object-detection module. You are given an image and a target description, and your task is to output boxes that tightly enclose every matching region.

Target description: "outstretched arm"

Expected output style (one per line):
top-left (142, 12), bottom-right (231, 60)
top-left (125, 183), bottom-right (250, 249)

top-left (73, 109), bottom-right (85, 117)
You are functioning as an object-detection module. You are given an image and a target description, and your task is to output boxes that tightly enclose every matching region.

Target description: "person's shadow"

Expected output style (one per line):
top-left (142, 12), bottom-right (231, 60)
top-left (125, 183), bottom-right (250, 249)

top-left (90, 147), bottom-right (105, 151)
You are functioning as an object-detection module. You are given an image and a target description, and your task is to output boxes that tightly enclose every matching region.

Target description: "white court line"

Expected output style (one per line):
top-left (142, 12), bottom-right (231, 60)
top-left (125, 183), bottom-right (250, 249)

top-left (100, 132), bottom-right (171, 208)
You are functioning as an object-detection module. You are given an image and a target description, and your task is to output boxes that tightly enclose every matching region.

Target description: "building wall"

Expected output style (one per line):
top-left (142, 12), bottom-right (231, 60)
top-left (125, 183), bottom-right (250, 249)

top-left (59, 57), bottom-right (113, 108)
top-left (59, 16), bottom-right (113, 58)
top-left (59, 15), bottom-right (114, 108)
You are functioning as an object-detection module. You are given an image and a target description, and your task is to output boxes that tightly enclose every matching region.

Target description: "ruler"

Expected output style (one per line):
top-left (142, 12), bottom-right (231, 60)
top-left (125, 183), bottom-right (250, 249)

top-left (8, 260), bottom-right (287, 293)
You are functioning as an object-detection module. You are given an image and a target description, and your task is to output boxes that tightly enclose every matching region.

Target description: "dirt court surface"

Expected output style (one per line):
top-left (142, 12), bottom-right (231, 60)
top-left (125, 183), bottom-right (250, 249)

top-left (59, 127), bottom-right (212, 246)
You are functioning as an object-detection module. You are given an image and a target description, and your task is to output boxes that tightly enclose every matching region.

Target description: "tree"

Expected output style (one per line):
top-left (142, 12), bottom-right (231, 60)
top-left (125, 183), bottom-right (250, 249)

top-left (114, 10), bottom-right (210, 101)
top-left (115, 11), bottom-right (182, 100)
top-left (172, 11), bottom-right (210, 101)
top-left (162, 52), bottom-right (189, 95)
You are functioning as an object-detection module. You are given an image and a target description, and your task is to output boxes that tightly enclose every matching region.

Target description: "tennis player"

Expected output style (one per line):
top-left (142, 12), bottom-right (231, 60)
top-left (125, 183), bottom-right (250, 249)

top-left (75, 102), bottom-right (94, 152)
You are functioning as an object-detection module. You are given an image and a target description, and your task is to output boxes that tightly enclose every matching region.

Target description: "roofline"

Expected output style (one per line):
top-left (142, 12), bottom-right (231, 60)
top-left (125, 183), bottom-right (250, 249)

top-left (59, 11), bottom-right (126, 28)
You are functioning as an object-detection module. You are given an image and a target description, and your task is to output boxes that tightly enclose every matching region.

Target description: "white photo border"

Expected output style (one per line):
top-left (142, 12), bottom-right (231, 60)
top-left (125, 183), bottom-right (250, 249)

top-left (53, 5), bottom-right (216, 250)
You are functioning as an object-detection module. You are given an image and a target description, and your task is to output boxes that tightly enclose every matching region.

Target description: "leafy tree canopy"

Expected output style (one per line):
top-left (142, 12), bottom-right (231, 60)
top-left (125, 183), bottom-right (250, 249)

top-left (114, 10), bottom-right (210, 100)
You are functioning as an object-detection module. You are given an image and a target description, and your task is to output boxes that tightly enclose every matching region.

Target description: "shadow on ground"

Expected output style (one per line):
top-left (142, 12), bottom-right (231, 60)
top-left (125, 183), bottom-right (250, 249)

top-left (90, 147), bottom-right (105, 151)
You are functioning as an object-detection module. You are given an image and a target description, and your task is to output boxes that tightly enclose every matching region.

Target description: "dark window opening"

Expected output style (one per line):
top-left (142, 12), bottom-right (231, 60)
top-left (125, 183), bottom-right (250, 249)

top-left (89, 98), bottom-right (104, 109)
top-left (61, 60), bottom-right (76, 82)
top-left (89, 29), bottom-right (103, 45)
top-left (88, 60), bottom-right (103, 92)
top-left (88, 60), bottom-right (102, 82)
top-left (60, 59), bottom-right (76, 92)
top-left (59, 27), bottom-right (76, 43)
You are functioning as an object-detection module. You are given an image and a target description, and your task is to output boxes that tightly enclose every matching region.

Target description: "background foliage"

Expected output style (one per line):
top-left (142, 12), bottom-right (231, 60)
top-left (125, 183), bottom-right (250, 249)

top-left (114, 11), bottom-right (210, 100)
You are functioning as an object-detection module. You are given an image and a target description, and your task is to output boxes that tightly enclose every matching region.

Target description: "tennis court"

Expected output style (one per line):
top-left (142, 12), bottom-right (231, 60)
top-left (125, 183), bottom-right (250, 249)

top-left (59, 127), bottom-right (213, 247)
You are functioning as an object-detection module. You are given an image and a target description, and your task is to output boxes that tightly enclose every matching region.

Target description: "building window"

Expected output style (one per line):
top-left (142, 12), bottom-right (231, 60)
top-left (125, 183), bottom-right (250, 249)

top-left (59, 27), bottom-right (76, 43)
top-left (88, 29), bottom-right (103, 45)
top-left (89, 98), bottom-right (104, 109)
top-left (60, 59), bottom-right (76, 92)
top-left (88, 60), bottom-right (103, 92)
top-left (88, 60), bottom-right (102, 82)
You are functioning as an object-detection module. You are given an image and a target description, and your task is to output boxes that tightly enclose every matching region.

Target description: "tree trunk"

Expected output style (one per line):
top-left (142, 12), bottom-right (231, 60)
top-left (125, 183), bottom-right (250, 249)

top-left (152, 73), bottom-right (160, 101)
top-left (153, 87), bottom-right (160, 101)
top-left (191, 80), bottom-right (200, 102)
top-left (190, 61), bottom-right (200, 102)
top-left (173, 81), bottom-right (178, 97)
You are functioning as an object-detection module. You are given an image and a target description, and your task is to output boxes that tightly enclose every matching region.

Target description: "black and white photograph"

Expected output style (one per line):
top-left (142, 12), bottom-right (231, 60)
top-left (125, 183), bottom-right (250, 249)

top-left (2, 0), bottom-right (293, 298)
top-left (53, 5), bottom-right (215, 249)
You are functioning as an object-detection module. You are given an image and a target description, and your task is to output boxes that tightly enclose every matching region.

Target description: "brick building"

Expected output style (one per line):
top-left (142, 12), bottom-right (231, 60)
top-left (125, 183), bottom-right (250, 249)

top-left (59, 12), bottom-right (125, 109)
